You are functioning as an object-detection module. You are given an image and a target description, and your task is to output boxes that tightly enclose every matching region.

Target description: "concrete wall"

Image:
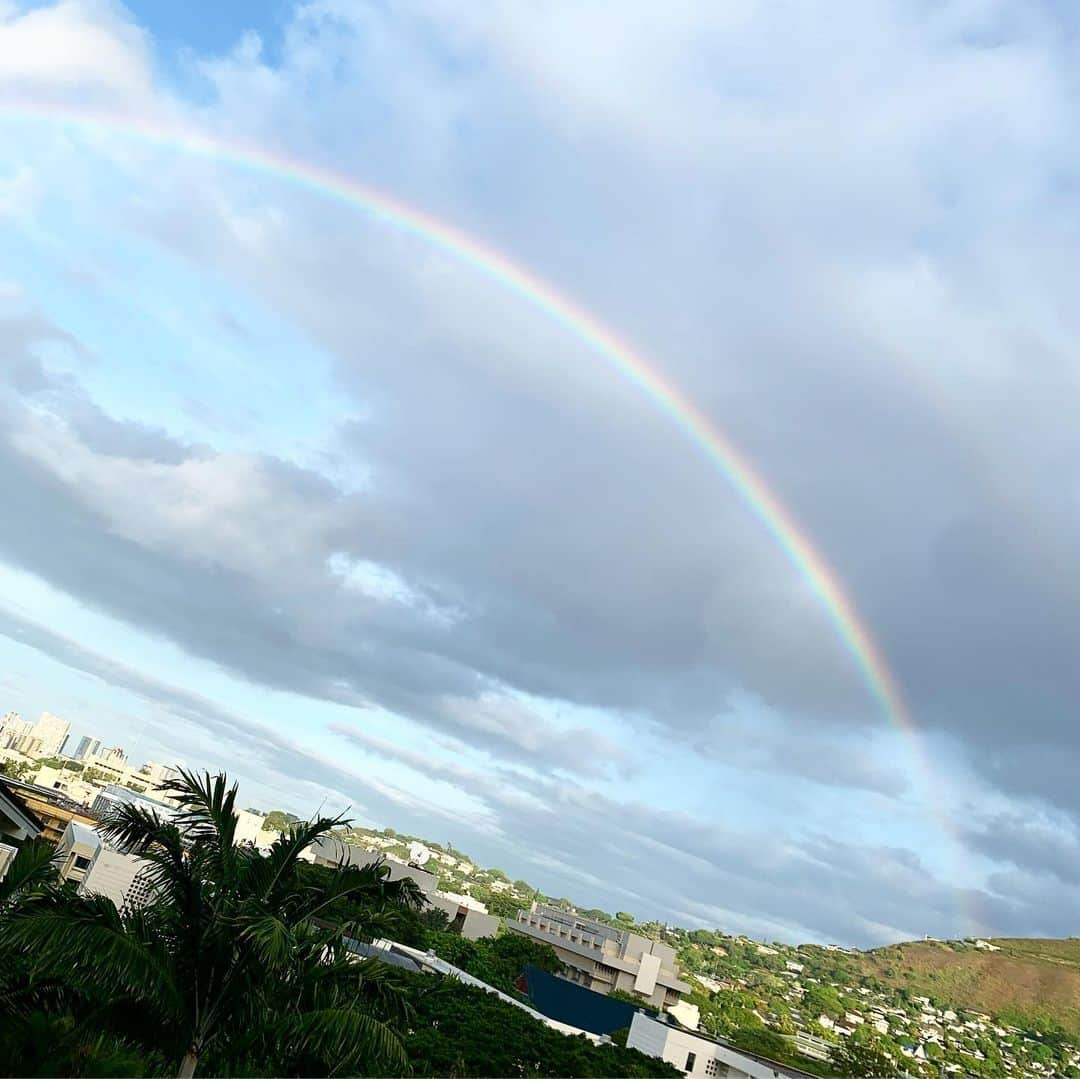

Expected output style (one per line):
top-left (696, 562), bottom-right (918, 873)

top-left (234, 809), bottom-right (267, 846)
top-left (461, 909), bottom-right (500, 940)
top-left (80, 847), bottom-right (150, 911)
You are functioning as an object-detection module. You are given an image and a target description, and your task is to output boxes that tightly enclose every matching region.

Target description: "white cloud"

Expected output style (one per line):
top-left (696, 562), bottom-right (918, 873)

top-left (0, 0), bottom-right (152, 98)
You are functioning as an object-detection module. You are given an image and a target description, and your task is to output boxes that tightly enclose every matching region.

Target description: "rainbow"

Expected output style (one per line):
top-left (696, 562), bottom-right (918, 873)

top-left (3, 100), bottom-right (984, 931)
top-left (0, 102), bottom-right (911, 733)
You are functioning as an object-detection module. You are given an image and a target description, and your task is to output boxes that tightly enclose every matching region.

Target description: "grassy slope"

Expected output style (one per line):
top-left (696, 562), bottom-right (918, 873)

top-left (857, 938), bottom-right (1080, 1038)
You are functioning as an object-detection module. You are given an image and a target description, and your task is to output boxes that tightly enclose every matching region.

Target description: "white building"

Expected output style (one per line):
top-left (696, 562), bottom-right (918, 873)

top-left (32, 764), bottom-right (101, 807)
top-left (627, 1012), bottom-right (817, 1079)
top-left (54, 819), bottom-right (156, 911)
top-left (428, 891), bottom-right (500, 940)
top-left (80, 845), bottom-right (156, 910)
top-left (234, 808), bottom-right (267, 846)
top-left (55, 821), bottom-right (101, 884)
top-left (139, 761), bottom-right (177, 786)
top-left (0, 712), bottom-right (31, 750)
top-left (20, 712), bottom-right (71, 757)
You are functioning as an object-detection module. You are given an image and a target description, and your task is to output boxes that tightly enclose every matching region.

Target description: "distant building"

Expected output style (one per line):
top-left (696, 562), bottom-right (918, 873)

top-left (0, 712), bottom-right (31, 750)
top-left (428, 891), bottom-right (500, 940)
top-left (507, 902), bottom-right (690, 1010)
top-left (32, 764), bottom-right (101, 807)
top-left (92, 784), bottom-right (178, 823)
top-left (307, 836), bottom-right (440, 892)
top-left (138, 761), bottom-right (176, 786)
top-left (789, 1030), bottom-right (831, 1062)
top-left (73, 737), bottom-right (102, 761)
top-left (667, 1000), bottom-right (701, 1030)
top-left (234, 808), bottom-right (267, 846)
top-left (627, 1011), bottom-right (818, 1079)
top-left (27, 712), bottom-right (71, 758)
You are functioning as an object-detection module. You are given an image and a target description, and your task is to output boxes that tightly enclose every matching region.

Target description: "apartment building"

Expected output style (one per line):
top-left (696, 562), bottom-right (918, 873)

top-left (55, 819), bottom-right (156, 910)
top-left (508, 903), bottom-right (691, 1010)
top-left (0, 712), bottom-right (31, 751)
top-left (54, 820), bottom-right (102, 884)
top-left (80, 846), bottom-right (156, 910)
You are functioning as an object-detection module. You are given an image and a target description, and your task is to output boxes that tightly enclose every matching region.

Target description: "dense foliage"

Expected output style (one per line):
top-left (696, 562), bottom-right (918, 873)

top-left (424, 927), bottom-right (563, 996)
top-left (403, 975), bottom-right (680, 1078)
top-left (0, 771), bottom-right (689, 1078)
top-left (1, 770), bottom-right (417, 1077)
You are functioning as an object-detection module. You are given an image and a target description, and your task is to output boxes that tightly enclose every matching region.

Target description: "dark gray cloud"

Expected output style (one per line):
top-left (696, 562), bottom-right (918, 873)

top-left (963, 811), bottom-right (1080, 887)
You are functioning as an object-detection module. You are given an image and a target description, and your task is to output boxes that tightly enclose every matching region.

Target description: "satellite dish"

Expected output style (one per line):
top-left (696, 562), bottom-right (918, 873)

top-left (409, 842), bottom-right (431, 867)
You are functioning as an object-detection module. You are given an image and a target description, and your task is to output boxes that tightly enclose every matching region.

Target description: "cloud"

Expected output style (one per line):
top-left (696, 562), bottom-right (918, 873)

top-left (964, 810), bottom-right (1080, 887)
top-left (3, 0), bottom-right (1080, 943)
top-left (0, 0), bottom-right (152, 99)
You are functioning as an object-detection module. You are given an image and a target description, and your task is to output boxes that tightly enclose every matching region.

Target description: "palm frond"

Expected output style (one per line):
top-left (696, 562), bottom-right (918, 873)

top-left (1, 898), bottom-right (181, 1016)
top-left (248, 815), bottom-right (347, 904)
top-left (269, 1005), bottom-right (409, 1075)
top-left (0, 839), bottom-right (62, 909)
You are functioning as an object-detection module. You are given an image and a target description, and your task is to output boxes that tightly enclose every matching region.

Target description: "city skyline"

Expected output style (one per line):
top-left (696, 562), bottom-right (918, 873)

top-left (1, 0), bottom-right (1079, 949)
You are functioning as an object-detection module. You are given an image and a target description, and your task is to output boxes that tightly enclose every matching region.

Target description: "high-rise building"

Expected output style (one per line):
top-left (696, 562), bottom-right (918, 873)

top-left (0, 712), bottom-right (31, 751)
top-left (73, 737), bottom-right (102, 761)
top-left (26, 713), bottom-right (70, 758)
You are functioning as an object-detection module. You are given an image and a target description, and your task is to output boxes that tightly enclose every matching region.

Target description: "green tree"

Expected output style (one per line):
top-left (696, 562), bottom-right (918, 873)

top-left (425, 930), bottom-right (562, 997)
top-left (484, 892), bottom-right (529, 919)
top-left (804, 983), bottom-right (845, 1020)
top-left (262, 809), bottom-right (298, 831)
top-left (0, 769), bottom-right (416, 1078)
top-left (830, 1041), bottom-right (900, 1077)
top-left (0, 759), bottom-right (36, 783)
top-left (405, 976), bottom-right (680, 1077)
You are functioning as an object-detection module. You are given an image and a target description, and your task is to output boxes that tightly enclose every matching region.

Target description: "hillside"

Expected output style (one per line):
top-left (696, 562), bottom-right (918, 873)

top-left (859, 938), bottom-right (1080, 1040)
top-left (313, 824), bottom-right (1080, 1075)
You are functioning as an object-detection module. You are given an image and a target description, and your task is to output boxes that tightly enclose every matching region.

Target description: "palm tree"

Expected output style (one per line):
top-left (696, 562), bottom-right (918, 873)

top-left (1, 769), bottom-right (422, 1077)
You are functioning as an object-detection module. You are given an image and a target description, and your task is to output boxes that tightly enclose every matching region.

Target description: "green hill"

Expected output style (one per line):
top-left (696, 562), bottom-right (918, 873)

top-left (859, 937), bottom-right (1080, 1039)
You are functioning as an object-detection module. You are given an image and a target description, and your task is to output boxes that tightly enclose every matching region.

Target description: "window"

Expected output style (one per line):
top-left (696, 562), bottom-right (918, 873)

top-left (704, 1061), bottom-right (728, 1077)
top-left (685, 1051), bottom-right (696, 1072)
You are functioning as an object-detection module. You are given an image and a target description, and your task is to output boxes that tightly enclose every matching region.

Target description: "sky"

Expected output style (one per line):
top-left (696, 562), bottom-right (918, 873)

top-left (0, 0), bottom-right (1078, 949)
